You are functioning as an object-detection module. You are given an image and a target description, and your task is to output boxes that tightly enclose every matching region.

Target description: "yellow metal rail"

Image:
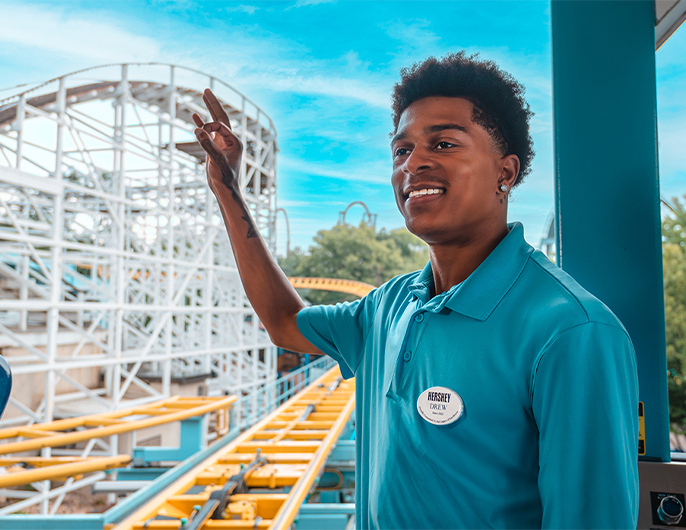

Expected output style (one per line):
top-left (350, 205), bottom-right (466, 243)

top-left (114, 367), bottom-right (355, 530)
top-left (0, 454), bottom-right (131, 488)
top-left (0, 396), bottom-right (235, 455)
top-left (289, 277), bottom-right (374, 298)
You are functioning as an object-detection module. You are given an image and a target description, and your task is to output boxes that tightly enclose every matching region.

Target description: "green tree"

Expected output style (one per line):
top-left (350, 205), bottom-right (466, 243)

top-left (279, 223), bottom-right (428, 305)
top-left (662, 196), bottom-right (686, 433)
top-left (377, 228), bottom-right (430, 272)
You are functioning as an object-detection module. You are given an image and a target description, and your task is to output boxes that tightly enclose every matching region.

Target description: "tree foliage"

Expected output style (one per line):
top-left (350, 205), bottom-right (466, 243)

top-left (279, 223), bottom-right (429, 305)
top-left (663, 196), bottom-right (686, 432)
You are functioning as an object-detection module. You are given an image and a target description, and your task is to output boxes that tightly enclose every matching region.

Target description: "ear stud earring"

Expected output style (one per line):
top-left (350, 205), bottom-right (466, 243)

top-left (499, 184), bottom-right (509, 193)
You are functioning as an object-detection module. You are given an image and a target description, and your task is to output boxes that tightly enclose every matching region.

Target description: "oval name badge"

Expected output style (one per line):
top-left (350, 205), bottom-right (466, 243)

top-left (416, 386), bottom-right (464, 426)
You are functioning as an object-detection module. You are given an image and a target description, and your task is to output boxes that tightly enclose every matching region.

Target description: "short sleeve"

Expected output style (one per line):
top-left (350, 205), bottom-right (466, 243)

top-left (532, 322), bottom-right (639, 529)
top-left (297, 289), bottom-right (379, 379)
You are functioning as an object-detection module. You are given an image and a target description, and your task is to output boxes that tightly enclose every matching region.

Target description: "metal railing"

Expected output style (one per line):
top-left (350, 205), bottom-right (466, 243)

top-left (230, 355), bottom-right (336, 431)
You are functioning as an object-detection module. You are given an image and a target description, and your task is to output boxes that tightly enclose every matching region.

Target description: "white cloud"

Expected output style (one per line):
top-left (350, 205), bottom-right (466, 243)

top-left (0, 3), bottom-right (392, 114)
top-left (225, 4), bottom-right (258, 15)
top-left (277, 199), bottom-right (312, 207)
top-left (238, 67), bottom-right (390, 108)
top-left (0, 3), bottom-right (162, 62)
top-left (146, 0), bottom-right (196, 10)
top-left (279, 155), bottom-right (391, 185)
top-left (383, 19), bottom-right (440, 54)
top-left (292, 0), bottom-right (336, 8)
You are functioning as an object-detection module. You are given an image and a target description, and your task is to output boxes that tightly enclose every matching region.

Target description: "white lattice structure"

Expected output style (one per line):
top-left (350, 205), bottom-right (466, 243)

top-left (0, 63), bottom-right (278, 428)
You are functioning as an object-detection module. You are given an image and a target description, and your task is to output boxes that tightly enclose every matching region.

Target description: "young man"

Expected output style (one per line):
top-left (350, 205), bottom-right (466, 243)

top-left (193, 52), bottom-right (639, 529)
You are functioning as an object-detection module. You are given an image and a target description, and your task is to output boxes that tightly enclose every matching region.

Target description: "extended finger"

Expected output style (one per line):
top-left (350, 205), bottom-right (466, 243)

top-left (192, 113), bottom-right (205, 128)
top-left (203, 93), bottom-right (223, 126)
top-left (203, 89), bottom-right (232, 129)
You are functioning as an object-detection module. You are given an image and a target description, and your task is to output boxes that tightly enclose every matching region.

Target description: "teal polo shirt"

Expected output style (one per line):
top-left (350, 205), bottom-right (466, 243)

top-left (297, 223), bottom-right (639, 530)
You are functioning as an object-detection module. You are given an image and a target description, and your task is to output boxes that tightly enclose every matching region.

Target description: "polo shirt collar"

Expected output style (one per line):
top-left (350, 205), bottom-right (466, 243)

top-left (408, 222), bottom-right (533, 321)
top-left (407, 260), bottom-right (434, 302)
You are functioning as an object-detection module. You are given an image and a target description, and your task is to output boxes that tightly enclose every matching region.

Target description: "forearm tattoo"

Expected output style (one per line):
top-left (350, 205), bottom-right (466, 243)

top-left (202, 139), bottom-right (258, 240)
top-left (241, 214), bottom-right (259, 239)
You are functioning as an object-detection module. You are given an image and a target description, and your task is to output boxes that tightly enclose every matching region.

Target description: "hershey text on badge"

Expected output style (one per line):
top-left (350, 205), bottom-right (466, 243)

top-left (416, 386), bottom-right (464, 426)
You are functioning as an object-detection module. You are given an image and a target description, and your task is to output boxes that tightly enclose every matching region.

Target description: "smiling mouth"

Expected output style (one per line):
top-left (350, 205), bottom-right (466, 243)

top-left (407, 188), bottom-right (445, 199)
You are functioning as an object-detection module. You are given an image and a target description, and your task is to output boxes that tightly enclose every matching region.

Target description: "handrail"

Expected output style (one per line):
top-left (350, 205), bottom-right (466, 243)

top-left (0, 454), bottom-right (131, 488)
top-left (223, 355), bottom-right (335, 426)
top-left (0, 395), bottom-right (235, 455)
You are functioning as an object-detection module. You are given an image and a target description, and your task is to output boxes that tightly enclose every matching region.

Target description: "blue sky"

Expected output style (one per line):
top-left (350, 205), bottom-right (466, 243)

top-left (0, 1), bottom-right (684, 255)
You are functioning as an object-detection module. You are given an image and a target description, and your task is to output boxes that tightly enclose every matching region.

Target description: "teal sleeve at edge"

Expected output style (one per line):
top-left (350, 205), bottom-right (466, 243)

top-left (532, 321), bottom-right (639, 529)
top-left (296, 291), bottom-right (378, 380)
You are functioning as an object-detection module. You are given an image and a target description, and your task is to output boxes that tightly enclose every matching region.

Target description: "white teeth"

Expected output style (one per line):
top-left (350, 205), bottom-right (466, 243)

top-left (408, 188), bottom-right (444, 198)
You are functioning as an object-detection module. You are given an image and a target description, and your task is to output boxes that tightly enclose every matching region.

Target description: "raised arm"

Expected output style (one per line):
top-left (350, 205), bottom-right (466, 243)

top-left (193, 89), bottom-right (320, 354)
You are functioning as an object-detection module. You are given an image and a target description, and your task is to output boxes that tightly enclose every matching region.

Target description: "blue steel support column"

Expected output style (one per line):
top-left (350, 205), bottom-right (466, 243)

top-left (551, 0), bottom-right (669, 461)
top-left (132, 416), bottom-right (205, 466)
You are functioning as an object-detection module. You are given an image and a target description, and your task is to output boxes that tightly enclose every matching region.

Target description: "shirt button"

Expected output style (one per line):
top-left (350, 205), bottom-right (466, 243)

top-left (403, 350), bottom-right (412, 361)
top-left (414, 313), bottom-right (424, 323)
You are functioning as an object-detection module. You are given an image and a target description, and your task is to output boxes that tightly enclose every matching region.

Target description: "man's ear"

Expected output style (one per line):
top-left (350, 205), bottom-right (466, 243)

top-left (500, 154), bottom-right (520, 189)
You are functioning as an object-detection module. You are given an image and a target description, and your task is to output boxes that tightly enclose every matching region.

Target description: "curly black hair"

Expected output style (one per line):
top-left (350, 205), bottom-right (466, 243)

top-left (392, 52), bottom-right (535, 186)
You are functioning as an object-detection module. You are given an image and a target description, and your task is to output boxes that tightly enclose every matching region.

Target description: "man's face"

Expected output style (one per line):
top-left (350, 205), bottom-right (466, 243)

top-left (391, 96), bottom-right (511, 245)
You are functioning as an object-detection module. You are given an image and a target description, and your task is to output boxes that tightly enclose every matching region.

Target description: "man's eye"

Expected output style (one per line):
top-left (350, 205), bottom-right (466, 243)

top-left (394, 147), bottom-right (410, 158)
top-left (436, 141), bottom-right (455, 150)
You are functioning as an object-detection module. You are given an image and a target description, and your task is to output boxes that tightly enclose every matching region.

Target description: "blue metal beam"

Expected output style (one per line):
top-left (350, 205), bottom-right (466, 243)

top-left (299, 504), bottom-right (356, 514)
top-left (296, 504), bottom-right (356, 530)
top-left (328, 440), bottom-right (355, 462)
top-left (295, 514), bottom-right (350, 530)
top-left (132, 416), bottom-right (204, 466)
top-left (115, 467), bottom-right (168, 481)
top-left (551, 0), bottom-right (669, 461)
top-left (0, 515), bottom-right (104, 530)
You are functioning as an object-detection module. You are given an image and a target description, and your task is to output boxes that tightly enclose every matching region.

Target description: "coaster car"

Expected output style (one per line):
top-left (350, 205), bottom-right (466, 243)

top-left (0, 355), bottom-right (11, 419)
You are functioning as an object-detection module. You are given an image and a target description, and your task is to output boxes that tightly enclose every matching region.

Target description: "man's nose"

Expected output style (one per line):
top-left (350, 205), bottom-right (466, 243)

top-left (403, 146), bottom-right (434, 175)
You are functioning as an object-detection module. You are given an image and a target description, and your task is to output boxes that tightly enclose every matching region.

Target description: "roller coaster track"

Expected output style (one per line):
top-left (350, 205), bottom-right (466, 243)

top-left (288, 277), bottom-right (374, 298)
top-left (113, 366), bottom-right (354, 530)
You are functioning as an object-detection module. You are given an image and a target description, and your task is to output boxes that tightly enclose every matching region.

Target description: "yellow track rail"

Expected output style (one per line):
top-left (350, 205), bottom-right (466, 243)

top-left (0, 396), bottom-right (234, 489)
top-left (0, 396), bottom-right (235, 456)
top-left (0, 454), bottom-right (131, 488)
top-left (114, 367), bottom-right (355, 530)
top-left (289, 277), bottom-right (374, 298)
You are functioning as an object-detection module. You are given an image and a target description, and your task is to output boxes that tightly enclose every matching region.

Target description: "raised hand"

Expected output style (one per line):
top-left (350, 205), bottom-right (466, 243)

top-left (194, 89), bottom-right (257, 239)
top-left (193, 89), bottom-right (243, 193)
top-left (190, 92), bottom-right (320, 356)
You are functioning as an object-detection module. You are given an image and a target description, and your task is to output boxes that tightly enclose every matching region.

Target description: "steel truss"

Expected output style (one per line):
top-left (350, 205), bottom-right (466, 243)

top-left (0, 64), bottom-right (278, 430)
